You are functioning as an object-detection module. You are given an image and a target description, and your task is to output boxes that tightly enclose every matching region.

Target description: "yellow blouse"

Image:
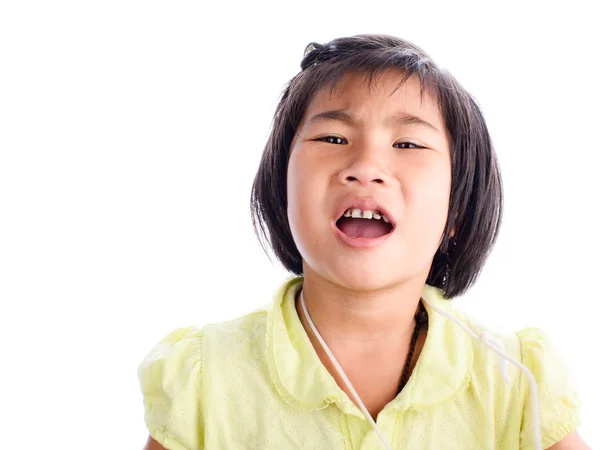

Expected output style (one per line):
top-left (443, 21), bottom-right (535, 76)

top-left (138, 277), bottom-right (581, 449)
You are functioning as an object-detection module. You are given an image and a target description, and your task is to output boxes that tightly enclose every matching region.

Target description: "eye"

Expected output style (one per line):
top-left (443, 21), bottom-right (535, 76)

top-left (394, 142), bottom-right (423, 149)
top-left (315, 136), bottom-right (348, 145)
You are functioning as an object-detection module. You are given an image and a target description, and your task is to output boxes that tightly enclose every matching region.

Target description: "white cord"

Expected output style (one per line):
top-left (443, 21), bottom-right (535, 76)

top-left (420, 294), bottom-right (543, 450)
top-left (300, 289), bottom-right (393, 450)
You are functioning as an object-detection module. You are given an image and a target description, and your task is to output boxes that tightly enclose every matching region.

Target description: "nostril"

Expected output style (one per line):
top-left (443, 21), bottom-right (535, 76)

top-left (344, 176), bottom-right (385, 184)
top-left (342, 173), bottom-right (387, 185)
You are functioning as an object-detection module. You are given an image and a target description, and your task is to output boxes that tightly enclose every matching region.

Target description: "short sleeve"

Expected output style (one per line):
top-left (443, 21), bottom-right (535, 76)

top-left (138, 326), bottom-right (205, 450)
top-left (517, 327), bottom-right (582, 450)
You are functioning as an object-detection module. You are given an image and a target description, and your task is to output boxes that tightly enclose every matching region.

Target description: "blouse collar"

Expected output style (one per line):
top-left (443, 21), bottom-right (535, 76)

top-left (265, 277), bottom-right (472, 418)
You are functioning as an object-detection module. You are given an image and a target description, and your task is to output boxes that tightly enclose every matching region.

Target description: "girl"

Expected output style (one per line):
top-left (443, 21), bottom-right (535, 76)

top-left (138, 34), bottom-right (587, 449)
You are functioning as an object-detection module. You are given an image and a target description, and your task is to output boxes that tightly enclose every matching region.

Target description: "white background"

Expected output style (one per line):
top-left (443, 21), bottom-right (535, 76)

top-left (1, 1), bottom-right (598, 449)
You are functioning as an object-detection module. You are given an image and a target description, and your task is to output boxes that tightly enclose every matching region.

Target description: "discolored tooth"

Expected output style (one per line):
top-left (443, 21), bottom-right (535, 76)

top-left (343, 209), bottom-right (351, 217)
top-left (351, 209), bottom-right (362, 218)
top-left (373, 212), bottom-right (381, 220)
top-left (382, 215), bottom-right (390, 223)
top-left (362, 210), bottom-right (373, 219)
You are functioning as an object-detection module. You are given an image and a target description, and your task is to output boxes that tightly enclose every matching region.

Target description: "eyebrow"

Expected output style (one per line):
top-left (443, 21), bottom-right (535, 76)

top-left (304, 109), bottom-right (440, 133)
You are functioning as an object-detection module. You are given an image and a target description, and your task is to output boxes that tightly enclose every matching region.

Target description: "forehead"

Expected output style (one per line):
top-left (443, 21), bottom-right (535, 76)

top-left (303, 70), bottom-right (443, 124)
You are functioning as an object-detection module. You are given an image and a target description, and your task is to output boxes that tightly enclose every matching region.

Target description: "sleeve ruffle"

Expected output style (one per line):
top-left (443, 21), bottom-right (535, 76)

top-left (138, 326), bottom-right (205, 450)
top-left (517, 327), bottom-right (581, 450)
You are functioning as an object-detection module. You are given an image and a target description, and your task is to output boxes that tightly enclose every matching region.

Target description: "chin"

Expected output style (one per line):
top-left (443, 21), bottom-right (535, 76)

top-left (327, 261), bottom-right (402, 292)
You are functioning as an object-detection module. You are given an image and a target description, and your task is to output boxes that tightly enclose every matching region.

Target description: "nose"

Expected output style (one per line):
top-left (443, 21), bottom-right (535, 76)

top-left (337, 151), bottom-right (391, 186)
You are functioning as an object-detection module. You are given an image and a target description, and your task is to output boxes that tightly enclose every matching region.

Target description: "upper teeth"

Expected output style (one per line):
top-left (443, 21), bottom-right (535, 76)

top-left (343, 208), bottom-right (390, 223)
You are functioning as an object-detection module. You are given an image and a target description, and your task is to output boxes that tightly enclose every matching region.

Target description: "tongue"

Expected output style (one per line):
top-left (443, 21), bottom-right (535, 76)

top-left (337, 217), bottom-right (391, 238)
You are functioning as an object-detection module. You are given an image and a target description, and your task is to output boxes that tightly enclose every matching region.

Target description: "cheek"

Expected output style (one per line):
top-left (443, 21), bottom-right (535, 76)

top-left (403, 164), bottom-right (451, 235)
top-left (287, 149), bottom-right (327, 209)
top-left (286, 157), bottom-right (300, 227)
top-left (286, 151), bottom-right (332, 256)
top-left (286, 152), bottom-right (315, 236)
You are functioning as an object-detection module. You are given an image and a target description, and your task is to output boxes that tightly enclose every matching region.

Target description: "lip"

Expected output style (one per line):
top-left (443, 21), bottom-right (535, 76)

top-left (332, 198), bottom-right (396, 249)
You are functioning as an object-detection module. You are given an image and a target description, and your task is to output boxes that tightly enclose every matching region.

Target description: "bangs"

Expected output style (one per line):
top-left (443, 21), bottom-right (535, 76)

top-left (290, 52), bottom-right (442, 129)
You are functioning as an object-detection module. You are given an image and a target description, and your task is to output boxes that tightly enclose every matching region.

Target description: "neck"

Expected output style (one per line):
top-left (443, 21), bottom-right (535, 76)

top-left (296, 268), bottom-right (426, 353)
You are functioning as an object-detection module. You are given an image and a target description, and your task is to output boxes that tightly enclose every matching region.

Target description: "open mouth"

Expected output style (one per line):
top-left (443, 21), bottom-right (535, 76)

top-left (335, 208), bottom-right (394, 239)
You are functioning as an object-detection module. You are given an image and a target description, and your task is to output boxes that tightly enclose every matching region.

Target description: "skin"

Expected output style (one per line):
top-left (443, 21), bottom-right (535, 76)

top-left (143, 436), bottom-right (165, 450)
top-left (141, 69), bottom-right (589, 449)
top-left (547, 432), bottom-right (591, 450)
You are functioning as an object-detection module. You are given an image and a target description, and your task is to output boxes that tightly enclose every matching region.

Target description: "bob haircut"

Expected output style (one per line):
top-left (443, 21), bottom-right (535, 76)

top-left (251, 34), bottom-right (502, 299)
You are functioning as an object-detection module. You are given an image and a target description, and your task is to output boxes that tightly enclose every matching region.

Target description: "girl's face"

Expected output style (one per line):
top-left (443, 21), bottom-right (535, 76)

top-left (287, 70), bottom-right (452, 291)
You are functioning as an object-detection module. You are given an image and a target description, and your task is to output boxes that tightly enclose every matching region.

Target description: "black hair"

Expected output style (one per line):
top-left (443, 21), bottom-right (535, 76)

top-left (250, 34), bottom-right (502, 299)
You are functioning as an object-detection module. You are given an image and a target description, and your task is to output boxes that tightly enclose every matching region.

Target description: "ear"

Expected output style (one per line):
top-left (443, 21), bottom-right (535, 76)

top-left (450, 224), bottom-right (457, 238)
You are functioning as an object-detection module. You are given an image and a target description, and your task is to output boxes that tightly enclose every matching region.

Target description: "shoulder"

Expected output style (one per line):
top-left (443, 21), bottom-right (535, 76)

top-left (515, 325), bottom-right (580, 410)
top-left (137, 307), bottom-right (268, 449)
top-left (137, 326), bottom-right (206, 450)
top-left (204, 305), bottom-right (269, 337)
top-left (515, 326), bottom-right (572, 377)
top-left (515, 327), bottom-right (582, 449)
top-left (447, 307), bottom-right (578, 376)
top-left (449, 307), bottom-right (582, 450)
top-left (137, 325), bottom-right (205, 400)
top-left (138, 325), bottom-right (205, 391)
top-left (448, 307), bottom-right (523, 368)
top-left (138, 306), bottom-right (269, 382)
top-left (200, 308), bottom-right (273, 399)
